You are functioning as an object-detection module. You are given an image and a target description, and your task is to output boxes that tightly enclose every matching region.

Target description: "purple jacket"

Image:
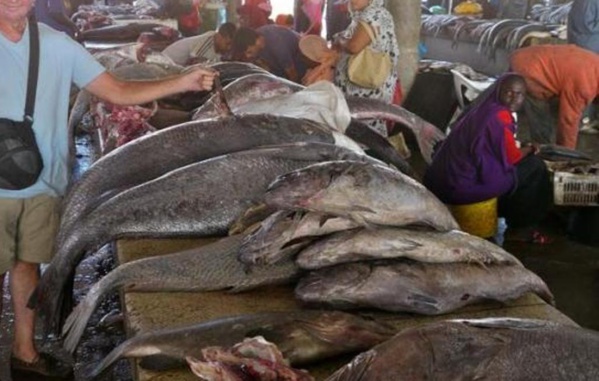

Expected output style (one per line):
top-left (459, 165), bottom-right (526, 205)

top-left (424, 88), bottom-right (518, 205)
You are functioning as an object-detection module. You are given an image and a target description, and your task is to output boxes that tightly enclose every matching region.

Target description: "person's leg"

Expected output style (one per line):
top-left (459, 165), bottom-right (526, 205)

top-left (10, 260), bottom-right (39, 362)
top-left (0, 198), bottom-right (19, 336)
top-left (10, 195), bottom-right (71, 377)
top-left (499, 154), bottom-right (552, 229)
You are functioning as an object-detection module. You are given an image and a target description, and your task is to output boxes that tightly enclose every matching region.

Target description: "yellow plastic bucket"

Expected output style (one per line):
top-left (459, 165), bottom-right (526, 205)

top-left (448, 198), bottom-right (498, 238)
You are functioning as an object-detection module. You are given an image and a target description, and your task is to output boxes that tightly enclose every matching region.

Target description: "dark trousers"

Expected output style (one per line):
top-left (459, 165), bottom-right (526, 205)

top-left (520, 95), bottom-right (559, 144)
top-left (498, 155), bottom-right (552, 229)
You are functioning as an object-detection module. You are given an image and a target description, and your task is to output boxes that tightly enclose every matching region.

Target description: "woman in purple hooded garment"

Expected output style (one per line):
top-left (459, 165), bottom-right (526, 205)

top-left (424, 74), bottom-right (552, 241)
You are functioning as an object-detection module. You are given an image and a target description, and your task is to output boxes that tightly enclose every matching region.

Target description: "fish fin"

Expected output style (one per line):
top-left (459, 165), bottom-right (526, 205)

top-left (327, 350), bottom-right (376, 381)
top-left (408, 293), bottom-right (441, 315)
top-left (213, 76), bottom-right (233, 117)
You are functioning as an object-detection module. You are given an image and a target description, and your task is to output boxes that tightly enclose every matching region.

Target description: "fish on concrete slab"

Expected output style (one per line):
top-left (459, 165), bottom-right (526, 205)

top-left (61, 234), bottom-right (300, 354)
top-left (295, 260), bottom-right (554, 314)
top-left (264, 161), bottom-right (459, 232)
top-left (59, 115), bottom-right (364, 251)
top-left (325, 318), bottom-right (599, 381)
top-left (31, 143), bottom-right (372, 338)
top-left (88, 310), bottom-right (397, 378)
top-left (295, 228), bottom-right (522, 270)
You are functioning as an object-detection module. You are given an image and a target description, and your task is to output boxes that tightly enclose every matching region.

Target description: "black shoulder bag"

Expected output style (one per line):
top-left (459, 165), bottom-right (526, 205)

top-left (0, 14), bottom-right (44, 190)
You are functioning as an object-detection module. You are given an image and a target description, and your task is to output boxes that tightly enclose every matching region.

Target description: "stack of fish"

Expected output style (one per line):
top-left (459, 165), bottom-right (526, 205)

top-left (240, 160), bottom-right (553, 315)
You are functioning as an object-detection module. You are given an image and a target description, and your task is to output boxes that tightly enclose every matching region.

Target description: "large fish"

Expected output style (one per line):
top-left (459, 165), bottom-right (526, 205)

top-left (81, 23), bottom-right (167, 42)
top-left (326, 318), bottom-right (599, 381)
top-left (264, 161), bottom-right (459, 231)
top-left (295, 228), bottom-right (522, 270)
top-left (58, 115), bottom-right (363, 249)
top-left (239, 211), bottom-right (360, 266)
top-left (296, 260), bottom-right (554, 314)
top-left (207, 61), bottom-right (271, 86)
top-left (344, 120), bottom-right (417, 179)
top-left (345, 96), bottom-right (446, 164)
top-left (62, 234), bottom-right (300, 353)
top-left (31, 143), bottom-right (371, 337)
top-left (193, 77), bottom-right (415, 178)
top-left (192, 73), bottom-right (304, 120)
top-left (193, 75), bottom-right (441, 166)
top-left (88, 311), bottom-right (397, 378)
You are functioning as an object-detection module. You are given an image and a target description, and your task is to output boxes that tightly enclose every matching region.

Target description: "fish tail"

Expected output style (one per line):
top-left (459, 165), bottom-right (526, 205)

top-left (63, 271), bottom-right (117, 353)
top-left (29, 266), bottom-right (71, 338)
top-left (88, 341), bottom-right (131, 379)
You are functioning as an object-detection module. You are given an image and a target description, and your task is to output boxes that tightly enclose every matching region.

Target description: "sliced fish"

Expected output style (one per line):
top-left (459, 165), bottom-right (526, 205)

top-left (89, 311), bottom-right (397, 377)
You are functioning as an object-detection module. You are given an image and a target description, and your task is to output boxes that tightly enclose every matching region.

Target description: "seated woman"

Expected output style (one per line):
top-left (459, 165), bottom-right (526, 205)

top-left (424, 74), bottom-right (552, 243)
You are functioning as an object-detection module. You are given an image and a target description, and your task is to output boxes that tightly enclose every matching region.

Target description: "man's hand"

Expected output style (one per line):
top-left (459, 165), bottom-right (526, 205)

top-left (520, 142), bottom-right (541, 156)
top-left (181, 67), bottom-right (218, 92)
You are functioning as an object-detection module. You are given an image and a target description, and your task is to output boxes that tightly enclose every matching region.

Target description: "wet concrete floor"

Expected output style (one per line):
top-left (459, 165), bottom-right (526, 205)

top-left (0, 130), bottom-right (597, 381)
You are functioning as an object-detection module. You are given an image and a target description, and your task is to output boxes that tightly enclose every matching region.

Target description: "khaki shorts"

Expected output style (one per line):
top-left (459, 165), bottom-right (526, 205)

top-left (0, 195), bottom-right (60, 274)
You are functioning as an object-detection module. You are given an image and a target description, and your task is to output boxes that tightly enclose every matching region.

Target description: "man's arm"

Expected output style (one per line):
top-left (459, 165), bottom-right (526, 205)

top-left (84, 67), bottom-right (216, 106)
top-left (556, 90), bottom-right (588, 149)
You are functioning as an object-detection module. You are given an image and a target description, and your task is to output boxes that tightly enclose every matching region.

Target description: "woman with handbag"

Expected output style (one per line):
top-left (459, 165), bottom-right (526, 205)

top-left (331, 0), bottom-right (399, 137)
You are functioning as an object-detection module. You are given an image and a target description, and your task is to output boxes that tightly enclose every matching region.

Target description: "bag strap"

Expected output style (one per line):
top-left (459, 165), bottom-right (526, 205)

top-left (24, 13), bottom-right (39, 128)
top-left (357, 20), bottom-right (377, 44)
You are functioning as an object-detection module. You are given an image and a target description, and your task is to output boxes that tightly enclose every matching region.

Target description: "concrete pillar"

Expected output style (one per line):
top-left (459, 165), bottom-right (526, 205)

top-left (227, 0), bottom-right (242, 24)
top-left (387, 0), bottom-right (421, 101)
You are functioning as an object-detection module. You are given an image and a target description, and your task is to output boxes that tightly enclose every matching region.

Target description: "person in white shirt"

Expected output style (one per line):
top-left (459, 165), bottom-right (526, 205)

top-left (162, 22), bottom-right (237, 65)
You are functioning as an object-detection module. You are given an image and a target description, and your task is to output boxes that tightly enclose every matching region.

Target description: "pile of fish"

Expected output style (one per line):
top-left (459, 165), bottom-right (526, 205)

top-left (421, 14), bottom-right (566, 59)
top-left (240, 160), bottom-right (552, 315)
top-left (326, 318), bottom-right (599, 380)
top-left (35, 36), bottom-right (564, 380)
top-left (529, 1), bottom-right (572, 24)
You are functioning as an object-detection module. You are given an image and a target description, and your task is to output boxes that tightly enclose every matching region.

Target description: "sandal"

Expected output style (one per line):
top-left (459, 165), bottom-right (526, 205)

top-left (11, 352), bottom-right (73, 378)
top-left (531, 230), bottom-right (553, 245)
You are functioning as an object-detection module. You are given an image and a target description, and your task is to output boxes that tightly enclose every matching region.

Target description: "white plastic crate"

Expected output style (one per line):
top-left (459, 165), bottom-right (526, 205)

top-left (553, 171), bottom-right (599, 206)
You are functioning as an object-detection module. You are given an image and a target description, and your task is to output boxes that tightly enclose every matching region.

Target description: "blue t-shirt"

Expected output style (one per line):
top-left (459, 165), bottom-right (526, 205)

top-left (0, 22), bottom-right (105, 198)
top-left (256, 25), bottom-right (306, 80)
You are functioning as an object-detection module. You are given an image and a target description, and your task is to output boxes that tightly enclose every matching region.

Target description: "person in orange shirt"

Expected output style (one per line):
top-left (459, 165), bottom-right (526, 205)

top-left (510, 44), bottom-right (599, 149)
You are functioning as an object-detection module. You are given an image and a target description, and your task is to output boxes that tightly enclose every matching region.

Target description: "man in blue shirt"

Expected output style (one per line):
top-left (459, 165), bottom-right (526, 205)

top-left (0, 0), bottom-right (216, 377)
top-left (232, 24), bottom-right (307, 83)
